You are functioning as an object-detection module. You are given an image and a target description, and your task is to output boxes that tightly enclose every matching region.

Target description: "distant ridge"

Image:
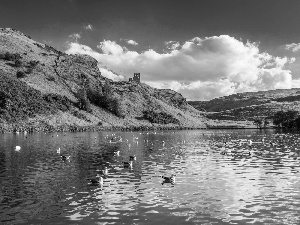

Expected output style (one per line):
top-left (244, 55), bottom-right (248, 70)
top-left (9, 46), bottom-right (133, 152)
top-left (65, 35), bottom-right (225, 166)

top-left (189, 88), bottom-right (300, 124)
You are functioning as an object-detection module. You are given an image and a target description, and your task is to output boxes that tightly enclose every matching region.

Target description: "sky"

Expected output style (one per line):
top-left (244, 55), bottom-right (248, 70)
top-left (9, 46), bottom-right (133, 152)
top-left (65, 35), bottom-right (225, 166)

top-left (2, 0), bottom-right (300, 101)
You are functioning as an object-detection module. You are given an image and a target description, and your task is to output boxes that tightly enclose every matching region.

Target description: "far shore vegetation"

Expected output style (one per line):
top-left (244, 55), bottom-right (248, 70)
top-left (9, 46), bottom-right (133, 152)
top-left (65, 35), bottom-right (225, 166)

top-left (253, 110), bottom-right (300, 129)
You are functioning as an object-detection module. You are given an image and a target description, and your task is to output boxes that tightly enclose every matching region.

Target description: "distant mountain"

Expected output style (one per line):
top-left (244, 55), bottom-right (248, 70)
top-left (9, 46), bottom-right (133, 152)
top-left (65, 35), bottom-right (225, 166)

top-left (0, 28), bottom-right (206, 132)
top-left (189, 89), bottom-right (300, 126)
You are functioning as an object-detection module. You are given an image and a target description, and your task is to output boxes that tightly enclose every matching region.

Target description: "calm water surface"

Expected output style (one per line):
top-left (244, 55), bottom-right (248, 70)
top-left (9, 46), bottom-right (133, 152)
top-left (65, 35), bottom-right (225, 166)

top-left (1, 129), bottom-right (300, 224)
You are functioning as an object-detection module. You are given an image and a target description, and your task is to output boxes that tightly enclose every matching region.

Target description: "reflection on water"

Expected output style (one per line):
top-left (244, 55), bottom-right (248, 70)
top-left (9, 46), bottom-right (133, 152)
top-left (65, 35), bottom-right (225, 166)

top-left (1, 130), bottom-right (300, 224)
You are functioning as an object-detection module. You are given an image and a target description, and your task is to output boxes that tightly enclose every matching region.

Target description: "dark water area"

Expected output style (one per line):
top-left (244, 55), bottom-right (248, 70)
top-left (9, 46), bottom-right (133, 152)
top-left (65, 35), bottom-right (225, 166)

top-left (1, 129), bottom-right (300, 224)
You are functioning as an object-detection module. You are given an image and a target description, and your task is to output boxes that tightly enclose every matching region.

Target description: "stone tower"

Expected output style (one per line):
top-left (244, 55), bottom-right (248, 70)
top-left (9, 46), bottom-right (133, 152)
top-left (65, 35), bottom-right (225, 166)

top-left (133, 73), bottom-right (140, 83)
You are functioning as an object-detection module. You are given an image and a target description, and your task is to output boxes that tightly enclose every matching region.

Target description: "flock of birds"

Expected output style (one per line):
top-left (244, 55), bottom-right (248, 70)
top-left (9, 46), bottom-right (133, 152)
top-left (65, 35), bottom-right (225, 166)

top-left (85, 157), bottom-right (175, 186)
top-left (54, 133), bottom-right (176, 186)
top-left (214, 133), bottom-right (300, 160)
top-left (13, 131), bottom-right (299, 187)
top-left (13, 131), bottom-right (176, 187)
top-left (218, 139), bottom-right (258, 157)
top-left (85, 161), bottom-right (176, 186)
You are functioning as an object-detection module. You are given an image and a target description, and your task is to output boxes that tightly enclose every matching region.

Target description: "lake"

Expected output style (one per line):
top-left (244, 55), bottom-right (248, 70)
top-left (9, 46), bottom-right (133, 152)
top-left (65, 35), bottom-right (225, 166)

top-left (1, 129), bottom-right (300, 225)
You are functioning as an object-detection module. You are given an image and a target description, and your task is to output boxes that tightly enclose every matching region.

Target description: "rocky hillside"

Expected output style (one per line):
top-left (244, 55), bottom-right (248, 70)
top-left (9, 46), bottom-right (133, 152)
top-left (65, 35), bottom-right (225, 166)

top-left (189, 89), bottom-right (300, 126)
top-left (0, 28), bottom-right (206, 132)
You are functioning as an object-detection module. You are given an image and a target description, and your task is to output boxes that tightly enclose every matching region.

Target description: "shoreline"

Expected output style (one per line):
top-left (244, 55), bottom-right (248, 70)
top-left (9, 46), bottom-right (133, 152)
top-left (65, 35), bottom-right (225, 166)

top-left (0, 123), bottom-right (277, 134)
top-left (0, 123), bottom-right (208, 134)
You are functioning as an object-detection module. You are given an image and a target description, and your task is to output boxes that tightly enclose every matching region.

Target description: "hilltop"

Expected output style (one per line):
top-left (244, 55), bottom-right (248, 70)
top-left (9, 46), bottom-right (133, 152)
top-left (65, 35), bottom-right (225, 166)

top-left (0, 28), bottom-right (206, 132)
top-left (189, 89), bottom-right (300, 128)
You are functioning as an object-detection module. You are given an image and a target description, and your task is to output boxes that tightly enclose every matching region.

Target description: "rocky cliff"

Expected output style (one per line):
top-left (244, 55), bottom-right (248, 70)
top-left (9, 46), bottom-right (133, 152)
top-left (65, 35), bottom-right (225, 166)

top-left (0, 28), bottom-right (206, 132)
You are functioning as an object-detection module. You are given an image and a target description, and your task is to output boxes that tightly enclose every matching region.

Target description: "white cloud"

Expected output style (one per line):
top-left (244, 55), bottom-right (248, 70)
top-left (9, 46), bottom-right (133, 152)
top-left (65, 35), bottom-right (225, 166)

top-left (97, 40), bottom-right (125, 55)
top-left (65, 42), bottom-right (99, 59)
top-left (85, 24), bottom-right (93, 30)
top-left (127, 40), bottom-right (138, 45)
top-left (290, 57), bottom-right (296, 63)
top-left (292, 79), bottom-right (300, 88)
top-left (98, 68), bottom-right (124, 81)
top-left (120, 38), bottom-right (138, 46)
top-left (66, 35), bottom-right (297, 100)
top-left (68, 33), bottom-right (81, 42)
top-left (285, 43), bottom-right (300, 52)
top-left (165, 41), bottom-right (180, 50)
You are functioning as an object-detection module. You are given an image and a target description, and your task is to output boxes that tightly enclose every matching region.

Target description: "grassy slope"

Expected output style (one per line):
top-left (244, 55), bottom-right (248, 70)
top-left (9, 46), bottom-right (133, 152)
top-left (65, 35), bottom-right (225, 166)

top-left (0, 28), bottom-right (206, 132)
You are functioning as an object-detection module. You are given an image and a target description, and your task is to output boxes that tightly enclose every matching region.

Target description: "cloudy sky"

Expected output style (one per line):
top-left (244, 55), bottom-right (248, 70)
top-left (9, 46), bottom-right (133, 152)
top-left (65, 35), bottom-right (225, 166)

top-left (2, 0), bottom-right (300, 100)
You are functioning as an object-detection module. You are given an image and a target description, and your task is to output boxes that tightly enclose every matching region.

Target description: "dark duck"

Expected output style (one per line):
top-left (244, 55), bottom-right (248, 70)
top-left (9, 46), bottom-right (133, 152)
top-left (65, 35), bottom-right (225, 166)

top-left (161, 174), bottom-right (176, 184)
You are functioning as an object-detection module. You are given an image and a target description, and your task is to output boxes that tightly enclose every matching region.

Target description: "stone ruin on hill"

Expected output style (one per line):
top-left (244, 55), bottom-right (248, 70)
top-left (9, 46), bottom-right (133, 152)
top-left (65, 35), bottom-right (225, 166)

top-left (129, 73), bottom-right (140, 83)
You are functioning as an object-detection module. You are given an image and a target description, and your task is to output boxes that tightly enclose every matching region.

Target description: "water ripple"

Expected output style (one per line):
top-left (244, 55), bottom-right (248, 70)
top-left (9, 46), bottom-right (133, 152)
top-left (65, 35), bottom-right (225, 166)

top-left (1, 130), bottom-right (300, 224)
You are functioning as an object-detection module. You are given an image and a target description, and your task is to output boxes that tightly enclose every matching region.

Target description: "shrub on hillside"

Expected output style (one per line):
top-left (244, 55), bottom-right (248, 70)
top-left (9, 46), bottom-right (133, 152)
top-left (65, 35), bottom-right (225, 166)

top-left (103, 79), bottom-right (113, 96)
top-left (102, 81), bottom-right (125, 118)
top-left (101, 96), bottom-right (126, 118)
top-left (4, 52), bottom-right (14, 60)
top-left (26, 68), bottom-right (33, 74)
top-left (72, 110), bottom-right (89, 121)
top-left (44, 44), bottom-right (64, 55)
top-left (86, 79), bottom-right (125, 118)
top-left (143, 110), bottom-right (180, 124)
top-left (79, 96), bottom-right (92, 113)
top-left (76, 89), bottom-right (92, 113)
top-left (29, 60), bottom-right (39, 67)
top-left (294, 117), bottom-right (300, 128)
top-left (0, 76), bottom-right (54, 122)
top-left (114, 99), bottom-right (126, 118)
top-left (24, 60), bottom-right (40, 74)
top-left (0, 91), bottom-right (8, 108)
top-left (16, 71), bottom-right (26, 78)
top-left (15, 59), bottom-right (22, 67)
top-left (86, 84), bottom-right (103, 105)
top-left (43, 94), bottom-right (73, 112)
top-left (46, 76), bottom-right (56, 81)
top-left (4, 52), bottom-right (22, 61)
top-left (72, 110), bottom-right (84, 119)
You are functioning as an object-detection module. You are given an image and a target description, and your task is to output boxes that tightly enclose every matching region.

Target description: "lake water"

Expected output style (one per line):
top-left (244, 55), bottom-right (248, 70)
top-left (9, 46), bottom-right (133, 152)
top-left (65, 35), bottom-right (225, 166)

top-left (1, 129), bottom-right (300, 224)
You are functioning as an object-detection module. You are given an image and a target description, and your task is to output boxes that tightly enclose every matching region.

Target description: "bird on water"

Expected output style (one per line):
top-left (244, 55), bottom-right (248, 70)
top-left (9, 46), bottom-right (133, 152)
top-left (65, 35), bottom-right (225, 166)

top-left (123, 161), bottom-right (133, 168)
top-left (129, 155), bottom-right (136, 161)
top-left (88, 175), bottom-right (103, 186)
top-left (161, 174), bottom-right (176, 184)
top-left (61, 155), bottom-right (71, 161)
